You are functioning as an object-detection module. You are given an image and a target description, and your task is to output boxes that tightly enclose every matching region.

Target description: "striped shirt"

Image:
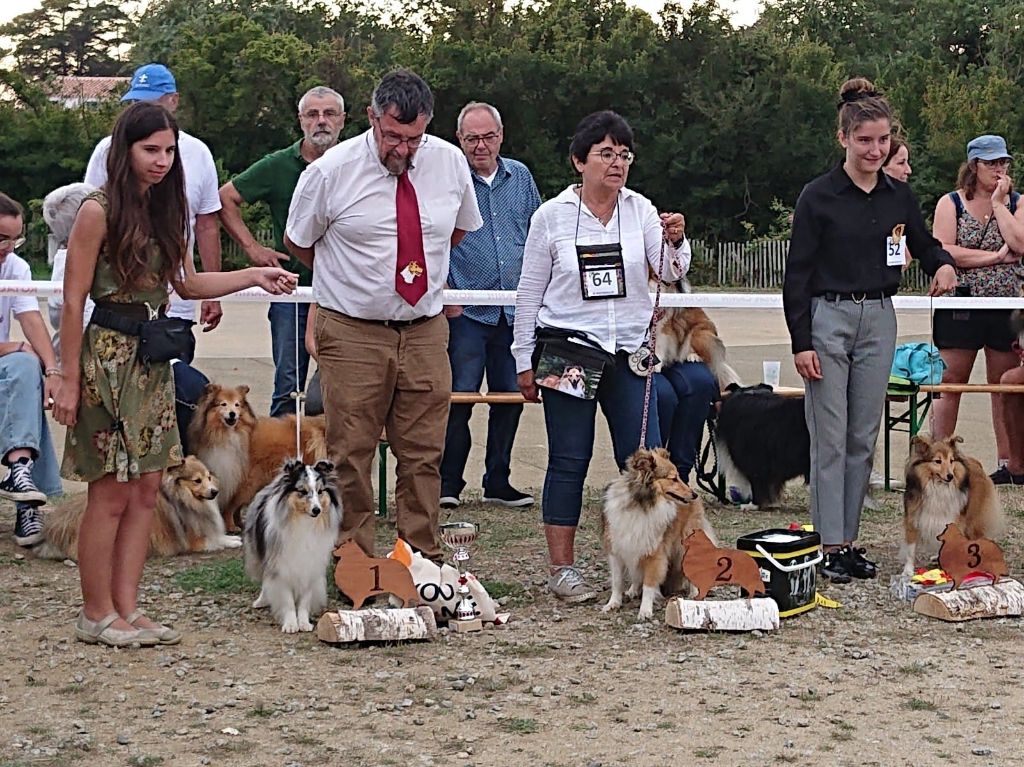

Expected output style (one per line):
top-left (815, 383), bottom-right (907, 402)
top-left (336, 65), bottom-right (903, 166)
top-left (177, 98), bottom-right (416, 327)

top-left (447, 156), bottom-right (541, 324)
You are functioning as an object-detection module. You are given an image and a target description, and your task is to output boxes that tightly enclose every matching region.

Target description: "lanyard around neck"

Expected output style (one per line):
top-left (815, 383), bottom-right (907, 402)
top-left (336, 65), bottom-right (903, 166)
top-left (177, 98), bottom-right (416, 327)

top-left (574, 188), bottom-right (621, 245)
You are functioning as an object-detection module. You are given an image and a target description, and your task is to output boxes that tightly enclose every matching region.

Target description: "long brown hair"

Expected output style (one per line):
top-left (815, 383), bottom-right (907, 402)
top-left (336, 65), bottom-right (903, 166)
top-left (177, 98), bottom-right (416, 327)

top-left (104, 102), bottom-right (188, 290)
top-left (956, 160), bottom-right (980, 201)
top-left (884, 135), bottom-right (908, 168)
top-left (836, 77), bottom-right (891, 136)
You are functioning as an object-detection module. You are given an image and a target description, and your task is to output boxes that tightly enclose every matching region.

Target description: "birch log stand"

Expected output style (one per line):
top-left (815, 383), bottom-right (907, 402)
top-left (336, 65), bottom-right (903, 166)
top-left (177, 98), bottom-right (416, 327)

top-left (913, 524), bottom-right (1021, 622)
top-left (665, 530), bottom-right (780, 632)
top-left (318, 541), bottom-right (436, 644)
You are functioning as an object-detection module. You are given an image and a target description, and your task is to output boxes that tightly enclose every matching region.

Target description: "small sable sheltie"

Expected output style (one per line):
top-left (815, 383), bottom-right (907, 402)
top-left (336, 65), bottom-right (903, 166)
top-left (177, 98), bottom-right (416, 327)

top-left (902, 434), bottom-right (1004, 576)
top-left (652, 278), bottom-right (741, 389)
top-left (601, 447), bottom-right (717, 620)
top-left (189, 383), bottom-right (328, 531)
top-left (35, 456), bottom-right (241, 560)
top-left (244, 459), bottom-right (342, 633)
top-left (715, 384), bottom-right (810, 507)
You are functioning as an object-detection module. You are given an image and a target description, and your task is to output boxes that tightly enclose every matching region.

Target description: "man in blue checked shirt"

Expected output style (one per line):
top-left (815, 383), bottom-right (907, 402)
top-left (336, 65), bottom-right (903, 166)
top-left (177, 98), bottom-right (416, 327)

top-left (440, 102), bottom-right (542, 509)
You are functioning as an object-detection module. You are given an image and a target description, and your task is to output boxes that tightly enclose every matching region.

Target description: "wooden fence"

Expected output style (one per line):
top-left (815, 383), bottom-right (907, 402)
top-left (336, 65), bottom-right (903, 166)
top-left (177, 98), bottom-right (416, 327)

top-left (692, 239), bottom-right (931, 292)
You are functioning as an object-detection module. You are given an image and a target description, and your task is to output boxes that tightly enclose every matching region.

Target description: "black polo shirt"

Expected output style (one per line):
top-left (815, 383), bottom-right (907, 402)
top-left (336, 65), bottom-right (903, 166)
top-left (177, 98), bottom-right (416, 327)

top-left (783, 163), bottom-right (954, 353)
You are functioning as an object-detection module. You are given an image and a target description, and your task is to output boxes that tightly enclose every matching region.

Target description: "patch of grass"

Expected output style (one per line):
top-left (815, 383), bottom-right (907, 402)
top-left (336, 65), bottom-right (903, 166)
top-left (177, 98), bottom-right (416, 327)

top-left (57, 683), bottom-right (86, 695)
top-left (246, 703), bottom-right (275, 718)
top-left (479, 580), bottom-right (526, 602)
top-left (500, 718), bottom-right (540, 735)
top-left (708, 704), bottom-right (730, 715)
top-left (285, 733), bottom-right (323, 747)
top-left (795, 690), bottom-right (822, 702)
top-left (897, 661), bottom-right (930, 676)
top-left (496, 641), bottom-right (552, 658)
top-left (656, 722), bottom-right (676, 731)
top-left (210, 740), bottom-right (255, 755)
top-left (173, 558), bottom-right (254, 594)
top-left (902, 698), bottom-right (937, 712)
top-left (25, 675), bottom-right (46, 687)
top-left (129, 757), bottom-right (165, 767)
top-left (694, 747), bottom-right (723, 759)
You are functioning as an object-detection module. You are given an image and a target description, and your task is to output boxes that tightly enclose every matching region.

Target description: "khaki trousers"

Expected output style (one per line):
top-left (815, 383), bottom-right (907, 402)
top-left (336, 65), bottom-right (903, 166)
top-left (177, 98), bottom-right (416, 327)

top-left (315, 308), bottom-right (450, 558)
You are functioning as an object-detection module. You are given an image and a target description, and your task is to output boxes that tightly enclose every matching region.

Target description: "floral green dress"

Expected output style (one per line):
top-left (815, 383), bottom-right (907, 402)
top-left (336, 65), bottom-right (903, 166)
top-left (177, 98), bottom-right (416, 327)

top-left (61, 192), bottom-right (183, 483)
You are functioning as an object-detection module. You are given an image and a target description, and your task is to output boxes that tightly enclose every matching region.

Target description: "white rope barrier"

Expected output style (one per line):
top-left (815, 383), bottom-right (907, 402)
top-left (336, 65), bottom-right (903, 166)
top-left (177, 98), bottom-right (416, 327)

top-left (2, 280), bottom-right (1024, 310)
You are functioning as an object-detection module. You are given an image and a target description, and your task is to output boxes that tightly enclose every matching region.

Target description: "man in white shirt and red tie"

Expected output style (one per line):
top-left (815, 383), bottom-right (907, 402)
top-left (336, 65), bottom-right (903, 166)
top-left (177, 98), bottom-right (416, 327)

top-left (285, 70), bottom-right (483, 560)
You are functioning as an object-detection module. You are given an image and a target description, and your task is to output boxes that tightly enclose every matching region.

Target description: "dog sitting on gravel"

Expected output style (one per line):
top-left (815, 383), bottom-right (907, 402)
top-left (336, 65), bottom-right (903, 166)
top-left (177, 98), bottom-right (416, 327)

top-left (34, 456), bottom-right (240, 560)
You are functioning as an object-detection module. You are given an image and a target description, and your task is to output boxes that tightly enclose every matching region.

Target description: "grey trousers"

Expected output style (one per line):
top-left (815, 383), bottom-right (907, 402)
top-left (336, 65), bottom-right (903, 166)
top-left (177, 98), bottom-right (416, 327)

top-left (805, 296), bottom-right (896, 545)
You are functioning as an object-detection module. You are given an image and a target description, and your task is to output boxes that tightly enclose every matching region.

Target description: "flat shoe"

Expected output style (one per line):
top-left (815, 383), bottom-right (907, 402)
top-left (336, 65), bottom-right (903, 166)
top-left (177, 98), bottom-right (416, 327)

top-left (75, 611), bottom-right (156, 647)
top-left (125, 609), bottom-right (182, 645)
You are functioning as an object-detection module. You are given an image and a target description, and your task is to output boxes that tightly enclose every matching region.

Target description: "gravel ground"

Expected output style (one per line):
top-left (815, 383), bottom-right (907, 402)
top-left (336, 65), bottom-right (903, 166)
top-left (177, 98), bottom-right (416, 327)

top-left (2, 484), bottom-right (1024, 767)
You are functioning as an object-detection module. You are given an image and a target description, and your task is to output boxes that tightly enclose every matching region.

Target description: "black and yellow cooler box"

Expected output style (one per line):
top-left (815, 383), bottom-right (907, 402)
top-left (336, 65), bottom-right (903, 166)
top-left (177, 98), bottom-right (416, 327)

top-left (736, 528), bottom-right (821, 617)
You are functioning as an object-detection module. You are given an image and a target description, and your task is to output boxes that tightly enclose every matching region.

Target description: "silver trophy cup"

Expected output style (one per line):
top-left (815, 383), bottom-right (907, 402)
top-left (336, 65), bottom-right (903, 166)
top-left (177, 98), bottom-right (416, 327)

top-left (439, 522), bottom-right (479, 622)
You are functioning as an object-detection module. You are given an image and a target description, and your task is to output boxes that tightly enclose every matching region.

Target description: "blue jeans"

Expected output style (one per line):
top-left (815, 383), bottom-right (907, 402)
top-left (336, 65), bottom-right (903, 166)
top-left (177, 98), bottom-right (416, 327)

top-left (269, 302), bottom-right (311, 417)
top-left (0, 352), bottom-right (62, 497)
top-left (541, 353), bottom-right (661, 526)
top-left (172, 360), bottom-right (209, 456)
top-left (440, 314), bottom-right (522, 495)
top-left (654, 362), bottom-right (718, 482)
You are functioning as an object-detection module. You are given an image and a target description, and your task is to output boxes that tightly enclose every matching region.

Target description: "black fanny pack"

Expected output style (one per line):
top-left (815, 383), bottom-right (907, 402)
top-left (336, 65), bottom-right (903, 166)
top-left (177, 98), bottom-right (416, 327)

top-left (90, 304), bottom-right (195, 364)
top-left (531, 327), bottom-right (616, 400)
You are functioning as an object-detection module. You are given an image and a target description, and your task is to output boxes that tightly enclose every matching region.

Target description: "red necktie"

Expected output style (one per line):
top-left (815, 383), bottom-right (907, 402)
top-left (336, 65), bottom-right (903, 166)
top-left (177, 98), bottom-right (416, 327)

top-left (395, 171), bottom-right (427, 306)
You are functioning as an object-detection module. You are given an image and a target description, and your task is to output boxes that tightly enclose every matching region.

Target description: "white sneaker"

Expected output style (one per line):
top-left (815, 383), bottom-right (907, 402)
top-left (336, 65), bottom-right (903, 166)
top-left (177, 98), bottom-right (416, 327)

top-left (547, 566), bottom-right (598, 603)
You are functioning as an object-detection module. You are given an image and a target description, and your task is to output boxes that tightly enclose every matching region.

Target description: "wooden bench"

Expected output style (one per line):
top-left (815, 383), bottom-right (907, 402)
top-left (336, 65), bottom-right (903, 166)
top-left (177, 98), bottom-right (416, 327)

top-left (883, 383), bottom-right (1024, 490)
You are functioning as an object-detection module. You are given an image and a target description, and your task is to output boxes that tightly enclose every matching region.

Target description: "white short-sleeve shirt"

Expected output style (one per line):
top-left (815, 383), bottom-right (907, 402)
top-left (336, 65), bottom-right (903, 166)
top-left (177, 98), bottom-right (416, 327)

top-left (286, 129), bottom-right (483, 321)
top-left (0, 254), bottom-right (40, 342)
top-left (84, 129), bottom-right (222, 320)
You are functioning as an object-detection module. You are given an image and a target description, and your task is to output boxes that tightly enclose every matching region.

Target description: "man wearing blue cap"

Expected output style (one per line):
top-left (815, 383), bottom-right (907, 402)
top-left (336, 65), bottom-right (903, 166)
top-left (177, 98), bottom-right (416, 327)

top-left (84, 63), bottom-right (224, 343)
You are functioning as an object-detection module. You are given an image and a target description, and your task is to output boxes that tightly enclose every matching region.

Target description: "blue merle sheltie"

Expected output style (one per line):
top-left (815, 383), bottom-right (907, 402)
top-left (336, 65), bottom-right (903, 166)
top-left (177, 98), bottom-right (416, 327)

top-left (244, 459), bottom-right (342, 633)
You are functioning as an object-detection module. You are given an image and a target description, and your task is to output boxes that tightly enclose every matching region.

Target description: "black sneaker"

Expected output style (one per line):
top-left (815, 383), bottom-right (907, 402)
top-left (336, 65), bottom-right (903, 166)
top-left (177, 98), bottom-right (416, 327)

top-left (0, 457), bottom-right (46, 505)
top-left (440, 494), bottom-right (461, 509)
top-left (990, 466), bottom-right (1012, 485)
top-left (482, 486), bottom-right (534, 507)
top-left (846, 546), bottom-right (878, 579)
top-left (820, 548), bottom-right (853, 584)
top-left (14, 503), bottom-right (44, 547)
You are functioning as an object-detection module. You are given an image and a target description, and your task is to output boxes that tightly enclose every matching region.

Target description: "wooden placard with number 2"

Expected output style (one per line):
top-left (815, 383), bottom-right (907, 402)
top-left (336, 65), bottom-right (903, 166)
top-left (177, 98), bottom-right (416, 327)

top-left (682, 529), bottom-right (767, 601)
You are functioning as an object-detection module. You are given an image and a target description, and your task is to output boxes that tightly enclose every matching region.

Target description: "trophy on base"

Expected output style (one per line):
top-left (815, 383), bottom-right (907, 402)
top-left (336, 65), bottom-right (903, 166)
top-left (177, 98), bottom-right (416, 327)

top-left (439, 522), bottom-right (483, 632)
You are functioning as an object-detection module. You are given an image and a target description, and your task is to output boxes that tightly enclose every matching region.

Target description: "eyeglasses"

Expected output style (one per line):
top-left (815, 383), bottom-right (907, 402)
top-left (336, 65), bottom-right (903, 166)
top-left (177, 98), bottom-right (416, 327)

top-left (979, 158), bottom-right (1012, 168)
top-left (461, 132), bottom-right (500, 146)
top-left (0, 236), bottom-right (26, 250)
top-left (589, 148), bottom-right (635, 165)
top-left (371, 114), bottom-right (426, 149)
top-left (301, 109), bottom-right (342, 120)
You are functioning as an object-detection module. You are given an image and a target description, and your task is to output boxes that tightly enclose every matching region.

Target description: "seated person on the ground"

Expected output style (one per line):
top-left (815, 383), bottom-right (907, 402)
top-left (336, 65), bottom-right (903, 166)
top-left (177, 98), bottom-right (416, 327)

top-left (0, 191), bottom-right (63, 547)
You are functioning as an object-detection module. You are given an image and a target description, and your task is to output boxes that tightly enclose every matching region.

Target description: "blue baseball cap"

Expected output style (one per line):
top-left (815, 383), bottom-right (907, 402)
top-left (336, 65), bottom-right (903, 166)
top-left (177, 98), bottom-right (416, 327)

top-left (121, 64), bottom-right (177, 102)
top-left (967, 134), bottom-right (1011, 162)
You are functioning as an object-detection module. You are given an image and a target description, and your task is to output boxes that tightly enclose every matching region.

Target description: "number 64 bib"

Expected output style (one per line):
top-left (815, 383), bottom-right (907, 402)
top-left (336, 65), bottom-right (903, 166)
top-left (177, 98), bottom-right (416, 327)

top-left (577, 242), bottom-right (626, 300)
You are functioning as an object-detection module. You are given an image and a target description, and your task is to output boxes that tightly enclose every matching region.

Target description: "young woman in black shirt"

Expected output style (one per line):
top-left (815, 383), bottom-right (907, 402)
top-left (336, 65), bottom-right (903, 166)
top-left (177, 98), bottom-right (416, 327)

top-left (783, 77), bottom-right (956, 583)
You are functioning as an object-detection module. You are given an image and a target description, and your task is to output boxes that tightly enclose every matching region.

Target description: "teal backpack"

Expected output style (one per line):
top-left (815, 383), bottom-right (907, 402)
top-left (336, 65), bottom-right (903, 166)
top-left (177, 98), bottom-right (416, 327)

top-left (891, 342), bottom-right (945, 385)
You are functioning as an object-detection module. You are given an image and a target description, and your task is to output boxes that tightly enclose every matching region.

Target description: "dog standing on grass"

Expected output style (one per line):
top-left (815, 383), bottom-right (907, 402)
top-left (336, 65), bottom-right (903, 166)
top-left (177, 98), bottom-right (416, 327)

top-left (601, 447), bottom-right (717, 620)
top-left (244, 459), bottom-right (342, 633)
top-left (902, 434), bottom-right (1003, 576)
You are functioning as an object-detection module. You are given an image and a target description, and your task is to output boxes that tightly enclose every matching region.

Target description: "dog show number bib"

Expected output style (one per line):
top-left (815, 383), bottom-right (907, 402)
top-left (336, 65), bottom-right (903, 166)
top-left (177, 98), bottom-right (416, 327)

top-left (577, 242), bottom-right (626, 300)
top-left (887, 223), bottom-right (907, 267)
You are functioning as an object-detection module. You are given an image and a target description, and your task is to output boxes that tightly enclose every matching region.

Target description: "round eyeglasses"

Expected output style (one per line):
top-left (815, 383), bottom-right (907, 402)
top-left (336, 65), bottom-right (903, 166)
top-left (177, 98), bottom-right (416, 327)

top-left (589, 148), bottom-right (635, 165)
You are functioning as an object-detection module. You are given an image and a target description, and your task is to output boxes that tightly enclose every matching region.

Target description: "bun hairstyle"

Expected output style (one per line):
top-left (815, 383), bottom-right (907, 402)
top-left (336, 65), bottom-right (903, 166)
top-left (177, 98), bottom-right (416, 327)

top-left (836, 77), bottom-right (891, 135)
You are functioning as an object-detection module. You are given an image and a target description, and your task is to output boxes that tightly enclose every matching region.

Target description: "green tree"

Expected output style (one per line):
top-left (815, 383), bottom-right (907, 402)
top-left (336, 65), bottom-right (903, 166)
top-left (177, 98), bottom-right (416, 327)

top-left (1, 0), bottom-right (130, 77)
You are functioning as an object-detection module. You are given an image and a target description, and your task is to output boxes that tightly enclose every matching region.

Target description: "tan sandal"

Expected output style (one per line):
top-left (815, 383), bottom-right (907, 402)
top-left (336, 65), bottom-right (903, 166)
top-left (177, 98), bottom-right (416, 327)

top-left (75, 611), bottom-right (156, 647)
top-left (125, 610), bottom-right (182, 645)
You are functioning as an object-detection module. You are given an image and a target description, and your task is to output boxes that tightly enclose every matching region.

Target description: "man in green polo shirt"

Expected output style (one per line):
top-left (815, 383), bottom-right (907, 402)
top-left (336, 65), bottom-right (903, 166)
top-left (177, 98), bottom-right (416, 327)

top-left (219, 85), bottom-right (346, 416)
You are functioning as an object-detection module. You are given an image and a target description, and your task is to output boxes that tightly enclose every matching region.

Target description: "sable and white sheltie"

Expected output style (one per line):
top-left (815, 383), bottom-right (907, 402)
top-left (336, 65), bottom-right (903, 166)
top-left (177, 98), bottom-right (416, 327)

top-left (715, 384), bottom-right (810, 508)
top-left (35, 455), bottom-right (241, 560)
top-left (902, 434), bottom-right (1004, 576)
top-left (652, 278), bottom-right (742, 389)
top-left (244, 459), bottom-right (342, 633)
top-left (601, 447), bottom-right (717, 620)
top-left (188, 383), bottom-right (328, 531)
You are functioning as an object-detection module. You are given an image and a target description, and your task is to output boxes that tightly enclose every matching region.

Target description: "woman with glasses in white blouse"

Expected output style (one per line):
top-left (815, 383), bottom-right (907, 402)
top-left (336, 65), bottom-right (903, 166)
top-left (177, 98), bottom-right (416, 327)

top-left (512, 110), bottom-right (687, 603)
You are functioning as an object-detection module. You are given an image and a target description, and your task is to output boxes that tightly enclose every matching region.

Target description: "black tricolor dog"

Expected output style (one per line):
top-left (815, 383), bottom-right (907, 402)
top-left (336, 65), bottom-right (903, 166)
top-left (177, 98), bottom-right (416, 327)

top-left (715, 384), bottom-right (810, 508)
